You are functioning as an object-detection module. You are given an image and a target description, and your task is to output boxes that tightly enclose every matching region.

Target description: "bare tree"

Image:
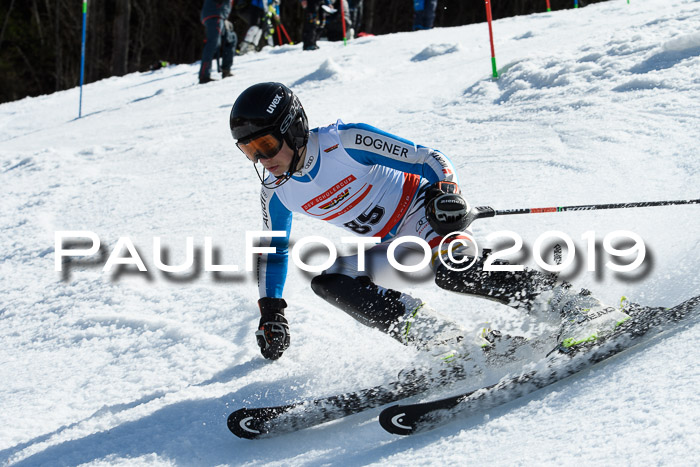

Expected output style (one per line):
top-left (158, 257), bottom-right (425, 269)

top-left (112, 0), bottom-right (131, 76)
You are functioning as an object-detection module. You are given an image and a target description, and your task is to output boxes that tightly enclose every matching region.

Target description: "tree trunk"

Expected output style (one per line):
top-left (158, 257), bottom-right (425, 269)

top-left (54, 0), bottom-right (62, 91)
top-left (365, 0), bottom-right (374, 33)
top-left (131, 1), bottom-right (147, 71)
top-left (111, 0), bottom-right (130, 76)
top-left (31, 0), bottom-right (44, 44)
top-left (0, 0), bottom-right (17, 51)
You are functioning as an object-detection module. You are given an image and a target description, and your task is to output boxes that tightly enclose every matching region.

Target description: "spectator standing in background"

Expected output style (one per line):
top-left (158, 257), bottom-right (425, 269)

top-left (413, 0), bottom-right (438, 30)
top-left (325, 0), bottom-right (352, 41)
top-left (200, 0), bottom-right (237, 84)
top-left (300, 0), bottom-right (325, 50)
top-left (348, 0), bottom-right (363, 36)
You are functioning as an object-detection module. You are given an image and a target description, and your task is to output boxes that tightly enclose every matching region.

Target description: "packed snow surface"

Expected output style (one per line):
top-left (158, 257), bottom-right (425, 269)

top-left (1, 0), bottom-right (699, 464)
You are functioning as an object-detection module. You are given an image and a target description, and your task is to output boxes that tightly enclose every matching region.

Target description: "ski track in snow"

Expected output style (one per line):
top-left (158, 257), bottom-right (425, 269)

top-left (1, 0), bottom-right (699, 464)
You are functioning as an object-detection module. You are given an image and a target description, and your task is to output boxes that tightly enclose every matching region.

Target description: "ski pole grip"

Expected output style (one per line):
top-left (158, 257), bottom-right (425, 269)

top-left (464, 206), bottom-right (496, 228)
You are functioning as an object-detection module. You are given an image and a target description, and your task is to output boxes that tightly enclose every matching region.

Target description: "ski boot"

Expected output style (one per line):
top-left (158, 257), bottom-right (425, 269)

top-left (475, 324), bottom-right (557, 370)
top-left (390, 294), bottom-right (469, 363)
top-left (544, 284), bottom-right (631, 352)
top-left (392, 296), bottom-right (476, 386)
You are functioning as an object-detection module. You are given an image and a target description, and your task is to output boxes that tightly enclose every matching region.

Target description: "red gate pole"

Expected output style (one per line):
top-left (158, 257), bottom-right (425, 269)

top-left (279, 23), bottom-right (293, 44)
top-left (339, 0), bottom-right (348, 45)
top-left (484, 0), bottom-right (499, 78)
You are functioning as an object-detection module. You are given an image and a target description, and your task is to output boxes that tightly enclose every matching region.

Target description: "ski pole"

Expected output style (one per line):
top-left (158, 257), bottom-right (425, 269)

top-left (465, 198), bottom-right (700, 227)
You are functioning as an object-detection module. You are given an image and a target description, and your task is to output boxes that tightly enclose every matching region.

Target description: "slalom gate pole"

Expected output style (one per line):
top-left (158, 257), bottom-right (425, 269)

top-left (574, 0), bottom-right (579, 8)
top-left (279, 23), bottom-right (293, 44)
top-left (276, 25), bottom-right (282, 45)
top-left (78, 0), bottom-right (87, 118)
top-left (339, 0), bottom-right (348, 45)
top-left (546, 0), bottom-right (551, 12)
top-left (466, 198), bottom-right (700, 225)
top-left (484, 0), bottom-right (498, 79)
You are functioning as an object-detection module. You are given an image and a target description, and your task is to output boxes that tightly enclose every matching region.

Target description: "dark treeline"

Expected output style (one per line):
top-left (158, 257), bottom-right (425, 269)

top-left (0, 0), bottom-right (606, 104)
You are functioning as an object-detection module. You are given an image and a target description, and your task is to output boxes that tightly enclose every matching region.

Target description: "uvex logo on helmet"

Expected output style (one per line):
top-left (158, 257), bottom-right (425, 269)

top-left (267, 93), bottom-right (283, 114)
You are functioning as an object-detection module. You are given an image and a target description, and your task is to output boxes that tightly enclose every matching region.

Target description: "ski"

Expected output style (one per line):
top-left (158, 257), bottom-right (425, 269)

top-left (227, 330), bottom-right (542, 439)
top-left (227, 364), bottom-right (468, 439)
top-left (379, 294), bottom-right (700, 435)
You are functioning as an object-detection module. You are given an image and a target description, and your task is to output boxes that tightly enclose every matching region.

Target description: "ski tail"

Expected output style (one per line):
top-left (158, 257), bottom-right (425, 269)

top-left (227, 365), bottom-right (464, 439)
top-left (228, 405), bottom-right (295, 439)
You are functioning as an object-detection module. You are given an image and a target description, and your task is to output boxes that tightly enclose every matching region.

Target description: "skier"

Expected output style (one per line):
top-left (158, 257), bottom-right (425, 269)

top-left (229, 82), bottom-right (630, 361)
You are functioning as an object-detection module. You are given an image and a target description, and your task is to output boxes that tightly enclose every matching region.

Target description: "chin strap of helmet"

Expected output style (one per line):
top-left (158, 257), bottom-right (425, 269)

top-left (257, 145), bottom-right (302, 190)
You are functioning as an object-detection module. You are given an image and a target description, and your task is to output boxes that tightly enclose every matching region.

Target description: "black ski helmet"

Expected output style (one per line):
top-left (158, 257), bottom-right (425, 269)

top-left (229, 82), bottom-right (309, 153)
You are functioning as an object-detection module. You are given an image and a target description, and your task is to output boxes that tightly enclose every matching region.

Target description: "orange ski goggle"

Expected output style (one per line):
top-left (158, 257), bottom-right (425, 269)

top-left (236, 132), bottom-right (284, 162)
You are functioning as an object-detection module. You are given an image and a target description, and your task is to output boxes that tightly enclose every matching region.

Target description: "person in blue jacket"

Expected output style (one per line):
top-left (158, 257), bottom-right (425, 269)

top-left (413, 0), bottom-right (438, 30)
top-left (200, 0), bottom-right (237, 84)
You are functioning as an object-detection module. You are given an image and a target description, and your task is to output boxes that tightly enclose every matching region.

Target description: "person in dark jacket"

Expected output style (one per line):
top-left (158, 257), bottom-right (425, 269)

top-left (300, 0), bottom-right (324, 50)
top-left (325, 0), bottom-right (352, 41)
top-left (200, 0), bottom-right (237, 84)
top-left (348, 0), bottom-right (363, 36)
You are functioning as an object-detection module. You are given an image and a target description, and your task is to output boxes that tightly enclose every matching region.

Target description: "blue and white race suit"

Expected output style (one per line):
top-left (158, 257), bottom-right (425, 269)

top-left (257, 120), bottom-right (473, 299)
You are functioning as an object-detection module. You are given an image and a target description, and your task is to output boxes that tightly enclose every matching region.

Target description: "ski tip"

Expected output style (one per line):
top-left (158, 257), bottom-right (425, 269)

top-left (378, 405), bottom-right (417, 436)
top-left (227, 408), bottom-right (269, 440)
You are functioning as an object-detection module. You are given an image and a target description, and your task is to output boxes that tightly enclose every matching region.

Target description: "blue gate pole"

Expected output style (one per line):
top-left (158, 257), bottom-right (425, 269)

top-left (79, 0), bottom-right (87, 118)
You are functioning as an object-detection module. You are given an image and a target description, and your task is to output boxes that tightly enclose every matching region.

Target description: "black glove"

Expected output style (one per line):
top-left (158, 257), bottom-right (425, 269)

top-left (424, 180), bottom-right (469, 236)
top-left (255, 297), bottom-right (290, 360)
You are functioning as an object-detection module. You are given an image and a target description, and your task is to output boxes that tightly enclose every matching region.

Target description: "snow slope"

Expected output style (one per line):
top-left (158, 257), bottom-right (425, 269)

top-left (1, 0), bottom-right (699, 464)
